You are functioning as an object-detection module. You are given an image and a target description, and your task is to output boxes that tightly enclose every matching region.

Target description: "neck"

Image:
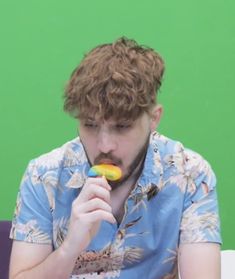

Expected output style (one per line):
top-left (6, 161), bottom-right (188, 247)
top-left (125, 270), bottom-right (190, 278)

top-left (110, 157), bottom-right (145, 225)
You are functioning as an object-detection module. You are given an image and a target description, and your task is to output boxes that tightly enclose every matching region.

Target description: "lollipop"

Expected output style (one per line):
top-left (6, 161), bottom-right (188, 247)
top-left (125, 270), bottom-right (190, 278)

top-left (88, 164), bottom-right (122, 181)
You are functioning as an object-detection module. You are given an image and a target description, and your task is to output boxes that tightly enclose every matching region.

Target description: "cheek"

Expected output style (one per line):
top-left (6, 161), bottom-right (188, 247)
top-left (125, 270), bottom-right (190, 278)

top-left (125, 129), bottom-right (150, 157)
top-left (119, 134), bottom-right (143, 159)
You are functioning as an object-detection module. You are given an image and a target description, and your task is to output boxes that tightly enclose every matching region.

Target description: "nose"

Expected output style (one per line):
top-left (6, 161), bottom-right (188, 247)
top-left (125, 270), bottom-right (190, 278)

top-left (97, 128), bottom-right (117, 154)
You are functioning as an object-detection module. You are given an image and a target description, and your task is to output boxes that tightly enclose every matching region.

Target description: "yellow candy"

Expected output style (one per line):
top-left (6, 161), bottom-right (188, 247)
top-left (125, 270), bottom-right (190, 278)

top-left (88, 164), bottom-right (122, 181)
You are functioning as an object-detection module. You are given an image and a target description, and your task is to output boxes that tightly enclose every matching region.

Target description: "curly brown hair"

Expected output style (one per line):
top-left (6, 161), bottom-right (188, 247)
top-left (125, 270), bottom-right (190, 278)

top-left (64, 37), bottom-right (165, 121)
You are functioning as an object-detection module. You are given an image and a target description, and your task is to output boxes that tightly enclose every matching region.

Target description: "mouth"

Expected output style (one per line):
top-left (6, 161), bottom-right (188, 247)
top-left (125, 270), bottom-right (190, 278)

top-left (98, 160), bottom-right (117, 166)
top-left (94, 154), bottom-right (122, 167)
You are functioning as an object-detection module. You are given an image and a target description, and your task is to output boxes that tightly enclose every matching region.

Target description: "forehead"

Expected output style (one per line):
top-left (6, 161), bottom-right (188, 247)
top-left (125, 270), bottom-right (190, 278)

top-left (78, 105), bottom-right (148, 121)
top-left (77, 101), bottom-right (148, 123)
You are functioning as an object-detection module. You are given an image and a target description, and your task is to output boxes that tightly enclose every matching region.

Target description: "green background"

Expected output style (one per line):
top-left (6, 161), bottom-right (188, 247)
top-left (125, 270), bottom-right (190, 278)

top-left (0, 0), bottom-right (234, 249)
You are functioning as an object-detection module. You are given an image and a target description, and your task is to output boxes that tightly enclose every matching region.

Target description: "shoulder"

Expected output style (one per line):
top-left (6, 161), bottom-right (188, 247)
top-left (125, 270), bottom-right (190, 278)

top-left (24, 137), bottom-right (87, 182)
top-left (152, 132), bottom-right (215, 181)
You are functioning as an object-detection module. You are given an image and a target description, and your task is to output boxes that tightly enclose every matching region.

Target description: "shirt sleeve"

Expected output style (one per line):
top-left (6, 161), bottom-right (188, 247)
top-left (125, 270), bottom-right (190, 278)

top-left (10, 160), bottom-right (53, 245)
top-left (179, 150), bottom-right (222, 245)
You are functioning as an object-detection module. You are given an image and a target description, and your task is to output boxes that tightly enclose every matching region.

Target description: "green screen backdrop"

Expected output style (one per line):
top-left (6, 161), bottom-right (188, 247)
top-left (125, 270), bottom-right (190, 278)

top-left (0, 0), bottom-right (234, 249)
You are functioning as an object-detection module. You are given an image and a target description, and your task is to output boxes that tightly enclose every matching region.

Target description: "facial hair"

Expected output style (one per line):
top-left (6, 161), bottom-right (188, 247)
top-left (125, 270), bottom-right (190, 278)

top-left (108, 132), bottom-right (151, 189)
top-left (81, 132), bottom-right (151, 190)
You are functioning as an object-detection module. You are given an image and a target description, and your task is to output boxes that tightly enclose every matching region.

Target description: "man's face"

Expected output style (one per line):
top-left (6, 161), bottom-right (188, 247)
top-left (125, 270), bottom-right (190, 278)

top-left (79, 106), bottom-right (162, 183)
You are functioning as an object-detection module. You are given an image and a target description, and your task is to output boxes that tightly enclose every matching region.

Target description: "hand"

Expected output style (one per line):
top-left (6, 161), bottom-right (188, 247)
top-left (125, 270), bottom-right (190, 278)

top-left (62, 177), bottom-right (116, 256)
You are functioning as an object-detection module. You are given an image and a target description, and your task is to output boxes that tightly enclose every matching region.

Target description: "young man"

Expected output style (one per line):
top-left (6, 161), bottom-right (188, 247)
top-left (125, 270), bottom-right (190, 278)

top-left (9, 37), bottom-right (221, 279)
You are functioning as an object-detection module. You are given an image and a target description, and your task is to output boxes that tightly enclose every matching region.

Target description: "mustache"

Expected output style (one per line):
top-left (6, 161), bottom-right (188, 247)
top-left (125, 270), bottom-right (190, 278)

top-left (94, 153), bottom-right (122, 166)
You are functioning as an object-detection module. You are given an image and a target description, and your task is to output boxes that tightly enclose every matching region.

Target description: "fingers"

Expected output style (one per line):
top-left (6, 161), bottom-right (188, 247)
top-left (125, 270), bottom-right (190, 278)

top-left (80, 185), bottom-right (111, 204)
top-left (66, 176), bottom-right (115, 252)
top-left (77, 198), bottom-right (112, 214)
top-left (85, 177), bottom-right (111, 191)
top-left (72, 197), bottom-right (116, 224)
top-left (78, 177), bottom-right (111, 204)
top-left (71, 176), bottom-right (115, 224)
top-left (86, 210), bottom-right (116, 224)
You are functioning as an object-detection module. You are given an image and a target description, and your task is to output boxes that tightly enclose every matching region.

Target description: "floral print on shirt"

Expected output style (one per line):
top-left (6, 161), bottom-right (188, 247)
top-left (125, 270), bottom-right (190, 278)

top-left (10, 132), bottom-right (221, 279)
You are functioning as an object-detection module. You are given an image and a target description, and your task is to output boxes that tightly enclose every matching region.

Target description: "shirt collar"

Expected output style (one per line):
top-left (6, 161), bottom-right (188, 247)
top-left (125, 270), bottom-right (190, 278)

top-left (134, 132), bottom-right (163, 193)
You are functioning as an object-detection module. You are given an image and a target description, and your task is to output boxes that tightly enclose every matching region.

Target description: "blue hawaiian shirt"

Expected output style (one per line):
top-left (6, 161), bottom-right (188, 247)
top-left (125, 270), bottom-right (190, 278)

top-left (10, 132), bottom-right (221, 279)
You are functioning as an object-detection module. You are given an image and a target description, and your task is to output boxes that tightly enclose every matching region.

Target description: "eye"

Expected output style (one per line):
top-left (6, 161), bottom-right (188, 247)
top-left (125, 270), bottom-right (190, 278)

top-left (85, 123), bottom-right (97, 128)
top-left (82, 121), bottom-right (98, 129)
top-left (116, 123), bottom-right (131, 130)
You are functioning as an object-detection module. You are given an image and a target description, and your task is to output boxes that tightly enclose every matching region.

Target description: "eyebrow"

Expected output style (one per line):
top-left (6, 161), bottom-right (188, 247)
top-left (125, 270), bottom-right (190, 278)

top-left (81, 117), bottom-right (135, 125)
top-left (80, 117), bottom-right (96, 122)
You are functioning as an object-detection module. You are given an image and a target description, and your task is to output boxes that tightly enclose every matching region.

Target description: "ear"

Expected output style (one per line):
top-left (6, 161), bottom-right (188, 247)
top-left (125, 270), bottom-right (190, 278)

top-left (150, 104), bottom-right (163, 132)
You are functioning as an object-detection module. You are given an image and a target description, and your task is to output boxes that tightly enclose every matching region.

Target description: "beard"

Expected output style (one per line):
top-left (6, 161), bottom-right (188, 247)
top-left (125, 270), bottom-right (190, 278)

top-left (90, 131), bottom-right (151, 189)
top-left (81, 132), bottom-right (151, 190)
top-left (108, 132), bottom-right (150, 189)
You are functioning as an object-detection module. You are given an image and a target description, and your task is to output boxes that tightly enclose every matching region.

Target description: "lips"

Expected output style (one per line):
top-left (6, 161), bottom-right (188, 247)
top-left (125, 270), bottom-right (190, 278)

top-left (98, 160), bottom-right (117, 166)
top-left (94, 154), bottom-right (122, 166)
